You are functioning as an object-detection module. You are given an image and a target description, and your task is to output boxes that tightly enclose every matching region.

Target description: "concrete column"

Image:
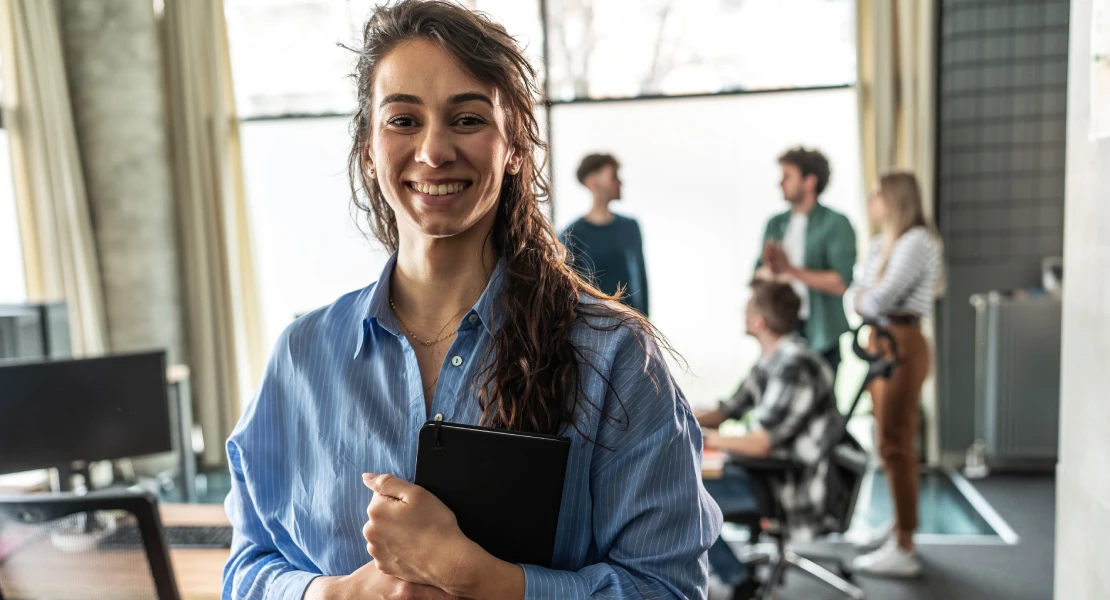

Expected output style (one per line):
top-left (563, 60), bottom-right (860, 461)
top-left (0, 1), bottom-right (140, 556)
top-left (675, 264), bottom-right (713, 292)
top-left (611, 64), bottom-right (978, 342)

top-left (57, 0), bottom-right (186, 364)
top-left (1056, 1), bottom-right (1110, 598)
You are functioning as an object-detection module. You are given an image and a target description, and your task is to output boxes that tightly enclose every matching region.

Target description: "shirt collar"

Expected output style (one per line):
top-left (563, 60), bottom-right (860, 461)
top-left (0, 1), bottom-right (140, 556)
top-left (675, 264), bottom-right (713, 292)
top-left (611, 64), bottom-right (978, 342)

top-left (759, 333), bottom-right (804, 368)
top-left (353, 253), bottom-right (508, 358)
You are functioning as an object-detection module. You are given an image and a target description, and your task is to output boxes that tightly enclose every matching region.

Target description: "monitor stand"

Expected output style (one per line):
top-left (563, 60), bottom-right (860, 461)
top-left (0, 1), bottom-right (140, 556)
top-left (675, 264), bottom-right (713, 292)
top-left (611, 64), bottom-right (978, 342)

top-left (51, 461), bottom-right (90, 494)
top-left (48, 461), bottom-right (118, 551)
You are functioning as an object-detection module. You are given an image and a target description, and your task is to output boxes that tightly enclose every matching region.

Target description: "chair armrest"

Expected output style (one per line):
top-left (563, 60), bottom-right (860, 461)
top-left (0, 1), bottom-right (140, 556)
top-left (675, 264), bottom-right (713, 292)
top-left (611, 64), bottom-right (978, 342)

top-left (726, 454), bottom-right (798, 473)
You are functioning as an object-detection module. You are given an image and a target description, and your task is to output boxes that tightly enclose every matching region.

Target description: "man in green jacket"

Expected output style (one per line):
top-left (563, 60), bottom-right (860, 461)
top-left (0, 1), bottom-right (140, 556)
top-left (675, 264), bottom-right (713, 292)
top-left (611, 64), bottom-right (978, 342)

top-left (756, 147), bottom-right (856, 379)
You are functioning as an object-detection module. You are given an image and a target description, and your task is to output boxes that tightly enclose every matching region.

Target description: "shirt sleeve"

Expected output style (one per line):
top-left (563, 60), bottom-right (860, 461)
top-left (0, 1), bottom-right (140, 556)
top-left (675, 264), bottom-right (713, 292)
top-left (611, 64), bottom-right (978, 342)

top-left (754, 217), bottom-right (776, 270)
top-left (222, 344), bottom-right (321, 599)
top-left (718, 374), bottom-right (759, 421)
top-left (559, 226), bottom-right (576, 263)
top-left (561, 225), bottom-right (592, 281)
top-left (826, 215), bottom-right (857, 288)
top-left (223, 442), bottom-right (320, 599)
top-left (632, 222), bottom-right (649, 317)
top-left (856, 231), bottom-right (932, 320)
top-left (755, 363), bottom-right (817, 449)
top-left (519, 331), bottom-right (721, 599)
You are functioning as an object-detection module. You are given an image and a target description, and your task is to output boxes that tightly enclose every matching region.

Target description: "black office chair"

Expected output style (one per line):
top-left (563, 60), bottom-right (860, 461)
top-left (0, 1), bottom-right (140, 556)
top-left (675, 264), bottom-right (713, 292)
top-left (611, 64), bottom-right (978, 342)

top-left (722, 323), bottom-right (898, 600)
top-left (0, 491), bottom-right (180, 600)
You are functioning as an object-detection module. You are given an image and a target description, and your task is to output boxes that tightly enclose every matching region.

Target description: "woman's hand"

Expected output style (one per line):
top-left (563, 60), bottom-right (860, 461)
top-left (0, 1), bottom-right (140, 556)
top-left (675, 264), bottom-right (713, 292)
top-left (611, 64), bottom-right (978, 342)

top-left (361, 473), bottom-right (526, 599)
top-left (306, 561), bottom-right (463, 600)
top-left (362, 473), bottom-right (472, 589)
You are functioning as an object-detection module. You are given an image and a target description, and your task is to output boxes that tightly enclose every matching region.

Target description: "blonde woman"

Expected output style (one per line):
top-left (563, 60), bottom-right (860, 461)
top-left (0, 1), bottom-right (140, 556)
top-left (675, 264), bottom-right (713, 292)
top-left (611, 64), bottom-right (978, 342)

top-left (850, 172), bottom-right (942, 577)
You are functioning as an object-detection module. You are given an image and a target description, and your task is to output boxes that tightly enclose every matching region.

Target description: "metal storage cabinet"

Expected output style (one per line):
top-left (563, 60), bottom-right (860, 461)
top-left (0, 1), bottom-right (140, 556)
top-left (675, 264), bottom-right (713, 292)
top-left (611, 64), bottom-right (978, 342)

top-left (969, 292), bottom-right (1061, 469)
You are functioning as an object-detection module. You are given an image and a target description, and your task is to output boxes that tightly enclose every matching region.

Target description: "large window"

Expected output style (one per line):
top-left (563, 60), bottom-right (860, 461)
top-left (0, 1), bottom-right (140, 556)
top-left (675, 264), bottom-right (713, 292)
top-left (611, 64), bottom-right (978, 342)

top-left (550, 88), bottom-right (865, 405)
top-left (545, 0), bottom-right (856, 101)
top-left (238, 116), bottom-right (392, 349)
top-left (0, 53), bottom-right (28, 304)
top-left (226, 1), bottom-right (865, 404)
top-left (226, 0), bottom-right (543, 118)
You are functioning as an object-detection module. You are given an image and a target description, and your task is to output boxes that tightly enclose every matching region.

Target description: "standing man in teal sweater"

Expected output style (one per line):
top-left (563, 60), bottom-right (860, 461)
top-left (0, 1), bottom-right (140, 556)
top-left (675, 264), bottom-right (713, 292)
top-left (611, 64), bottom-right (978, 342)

top-left (560, 153), bottom-right (650, 316)
top-left (757, 147), bottom-right (856, 379)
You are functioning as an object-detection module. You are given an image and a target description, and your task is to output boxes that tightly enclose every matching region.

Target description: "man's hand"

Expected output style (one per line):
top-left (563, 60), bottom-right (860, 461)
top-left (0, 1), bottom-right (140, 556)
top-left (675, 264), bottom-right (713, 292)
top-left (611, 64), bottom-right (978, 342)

top-left (766, 244), bottom-right (791, 275)
top-left (767, 244), bottom-right (849, 296)
top-left (702, 428), bottom-right (773, 458)
top-left (304, 562), bottom-right (462, 600)
top-left (696, 408), bottom-right (727, 429)
top-left (703, 428), bottom-right (724, 450)
top-left (761, 240), bottom-right (777, 269)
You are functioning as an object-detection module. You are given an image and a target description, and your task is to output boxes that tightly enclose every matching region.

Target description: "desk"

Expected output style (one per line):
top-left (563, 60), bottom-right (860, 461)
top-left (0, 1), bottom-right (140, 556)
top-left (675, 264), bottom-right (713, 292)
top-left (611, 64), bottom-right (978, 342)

top-left (0, 503), bottom-right (228, 600)
top-left (162, 503), bottom-right (229, 600)
top-left (702, 448), bottom-right (725, 480)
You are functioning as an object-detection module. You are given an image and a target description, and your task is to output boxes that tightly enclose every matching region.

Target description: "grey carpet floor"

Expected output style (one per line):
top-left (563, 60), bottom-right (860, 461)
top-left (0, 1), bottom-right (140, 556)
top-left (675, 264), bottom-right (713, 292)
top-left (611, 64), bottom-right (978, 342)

top-left (764, 473), bottom-right (1056, 600)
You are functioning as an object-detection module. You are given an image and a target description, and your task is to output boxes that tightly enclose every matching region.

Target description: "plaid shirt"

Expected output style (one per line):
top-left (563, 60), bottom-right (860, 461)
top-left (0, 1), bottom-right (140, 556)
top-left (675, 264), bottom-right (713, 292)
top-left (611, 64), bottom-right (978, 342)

top-left (719, 334), bottom-right (844, 541)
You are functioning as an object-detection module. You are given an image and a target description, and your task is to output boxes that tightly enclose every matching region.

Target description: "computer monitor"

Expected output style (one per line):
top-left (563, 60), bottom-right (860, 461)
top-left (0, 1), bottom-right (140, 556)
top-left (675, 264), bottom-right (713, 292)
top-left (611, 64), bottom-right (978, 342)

top-left (0, 351), bottom-right (172, 477)
top-left (0, 302), bottom-right (71, 361)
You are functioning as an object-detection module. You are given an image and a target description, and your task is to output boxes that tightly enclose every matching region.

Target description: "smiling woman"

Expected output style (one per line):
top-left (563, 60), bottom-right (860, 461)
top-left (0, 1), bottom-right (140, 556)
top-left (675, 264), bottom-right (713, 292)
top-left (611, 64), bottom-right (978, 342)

top-left (362, 59), bottom-right (516, 243)
top-left (222, 1), bottom-right (721, 600)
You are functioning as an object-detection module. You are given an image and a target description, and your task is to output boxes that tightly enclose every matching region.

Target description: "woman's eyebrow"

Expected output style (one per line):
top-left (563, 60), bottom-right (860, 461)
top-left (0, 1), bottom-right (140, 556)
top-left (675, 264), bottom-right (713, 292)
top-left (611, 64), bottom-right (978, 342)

top-left (378, 92), bottom-right (494, 109)
top-left (448, 92), bottom-right (494, 107)
top-left (379, 93), bottom-right (422, 108)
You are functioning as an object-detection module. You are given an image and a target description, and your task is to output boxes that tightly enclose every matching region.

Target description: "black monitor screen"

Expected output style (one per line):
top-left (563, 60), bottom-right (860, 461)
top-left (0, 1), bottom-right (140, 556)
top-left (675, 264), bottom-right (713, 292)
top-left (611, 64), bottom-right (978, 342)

top-left (0, 351), bottom-right (171, 475)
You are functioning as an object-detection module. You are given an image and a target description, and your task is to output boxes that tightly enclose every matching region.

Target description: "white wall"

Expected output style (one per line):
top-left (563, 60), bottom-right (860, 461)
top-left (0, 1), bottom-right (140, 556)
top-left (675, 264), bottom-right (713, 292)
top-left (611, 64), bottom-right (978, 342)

top-left (1055, 0), bottom-right (1110, 597)
top-left (550, 88), bottom-right (865, 408)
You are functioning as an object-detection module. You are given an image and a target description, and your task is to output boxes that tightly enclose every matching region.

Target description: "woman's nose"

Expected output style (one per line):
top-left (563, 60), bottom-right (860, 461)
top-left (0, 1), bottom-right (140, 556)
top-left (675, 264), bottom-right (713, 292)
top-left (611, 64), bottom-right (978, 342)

top-left (414, 122), bottom-right (457, 168)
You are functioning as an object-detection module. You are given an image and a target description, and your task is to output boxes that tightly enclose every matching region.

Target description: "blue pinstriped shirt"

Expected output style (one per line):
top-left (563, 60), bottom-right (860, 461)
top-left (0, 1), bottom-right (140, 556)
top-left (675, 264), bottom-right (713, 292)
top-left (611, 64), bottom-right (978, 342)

top-left (222, 255), bottom-right (722, 599)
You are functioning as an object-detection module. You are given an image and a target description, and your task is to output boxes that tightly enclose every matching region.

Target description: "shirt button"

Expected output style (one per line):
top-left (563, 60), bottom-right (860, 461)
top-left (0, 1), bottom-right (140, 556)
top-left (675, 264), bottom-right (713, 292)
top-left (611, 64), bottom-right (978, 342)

top-left (468, 314), bottom-right (479, 324)
top-left (451, 355), bottom-right (463, 367)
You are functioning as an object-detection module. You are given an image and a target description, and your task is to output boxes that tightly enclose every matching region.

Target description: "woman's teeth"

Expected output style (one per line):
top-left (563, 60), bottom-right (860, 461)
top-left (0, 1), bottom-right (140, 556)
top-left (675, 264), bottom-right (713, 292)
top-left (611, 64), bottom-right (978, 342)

top-left (412, 182), bottom-right (466, 195)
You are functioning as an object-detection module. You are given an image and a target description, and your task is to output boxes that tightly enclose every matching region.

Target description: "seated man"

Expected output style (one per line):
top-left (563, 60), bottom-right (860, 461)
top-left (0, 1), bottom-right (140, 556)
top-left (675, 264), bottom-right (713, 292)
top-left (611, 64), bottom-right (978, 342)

top-left (697, 280), bottom-right (843, 599)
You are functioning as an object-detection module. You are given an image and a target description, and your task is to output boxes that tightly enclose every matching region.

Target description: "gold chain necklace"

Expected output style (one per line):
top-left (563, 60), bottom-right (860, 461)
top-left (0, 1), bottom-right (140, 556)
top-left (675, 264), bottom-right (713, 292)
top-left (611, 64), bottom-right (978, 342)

top-left (389, 297), bottom-right (458, 347)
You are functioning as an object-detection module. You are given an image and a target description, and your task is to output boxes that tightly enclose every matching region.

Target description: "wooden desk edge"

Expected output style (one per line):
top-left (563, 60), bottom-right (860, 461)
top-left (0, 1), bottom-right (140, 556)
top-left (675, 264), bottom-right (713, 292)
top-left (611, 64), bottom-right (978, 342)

top-left (161, 503), bottom-right (230, 600)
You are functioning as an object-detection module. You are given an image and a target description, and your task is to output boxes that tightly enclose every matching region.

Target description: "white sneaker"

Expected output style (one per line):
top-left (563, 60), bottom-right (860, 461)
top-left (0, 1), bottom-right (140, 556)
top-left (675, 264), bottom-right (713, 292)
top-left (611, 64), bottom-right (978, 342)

top-left (849, 522), bottom-right (893, 552)
top-left (852, 538), bottom-right (922, 578)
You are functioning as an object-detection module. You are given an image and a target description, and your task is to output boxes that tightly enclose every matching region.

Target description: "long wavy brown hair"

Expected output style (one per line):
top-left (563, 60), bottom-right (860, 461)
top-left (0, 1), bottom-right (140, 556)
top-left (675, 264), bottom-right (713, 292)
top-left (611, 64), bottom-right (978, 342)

top-left (875, 171), bottom-right (945, 295)
top-left (347, 0), bottom-right (667, 436)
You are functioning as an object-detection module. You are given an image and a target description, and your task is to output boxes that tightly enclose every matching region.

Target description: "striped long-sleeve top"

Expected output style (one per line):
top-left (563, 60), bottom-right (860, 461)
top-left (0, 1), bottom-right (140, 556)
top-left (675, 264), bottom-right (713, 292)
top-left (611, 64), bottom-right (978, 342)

top-left (853, 227), bottom-right (942, 322)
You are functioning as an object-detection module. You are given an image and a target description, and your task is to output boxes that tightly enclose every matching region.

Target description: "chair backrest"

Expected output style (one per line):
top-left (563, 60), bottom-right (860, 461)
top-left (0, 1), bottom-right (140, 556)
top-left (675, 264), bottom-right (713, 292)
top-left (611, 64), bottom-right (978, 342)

top-left (845, 322), bottom-right (898, 422)
top-left (0, 491), bottom-right (180, 600)
top-left (823, 434), bottom-right (870, 534)
top-left (820, 323), bottom-right (899, 534)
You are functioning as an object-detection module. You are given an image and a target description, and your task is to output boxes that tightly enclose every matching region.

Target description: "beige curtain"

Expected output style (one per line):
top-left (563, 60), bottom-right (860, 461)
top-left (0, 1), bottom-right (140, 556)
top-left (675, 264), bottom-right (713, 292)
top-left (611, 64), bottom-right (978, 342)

top-left (0, 0), bottom-right (109, 356)
top-left (857, 0), bottom-right (941, 463)
top-left (163, 0), bottom-right (265, 465)
top-left (857, 0), bottom-right (937, 223)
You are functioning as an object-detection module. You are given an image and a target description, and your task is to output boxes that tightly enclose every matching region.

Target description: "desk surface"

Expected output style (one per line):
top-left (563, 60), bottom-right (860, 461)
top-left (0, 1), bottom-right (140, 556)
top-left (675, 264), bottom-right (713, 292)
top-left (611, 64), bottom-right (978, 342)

top-left (702, 448), bottom-right (724, 480)
top-left (0, 502), bottom-right (229, 600)
top-left (162, 503), bottom-right (230, 600)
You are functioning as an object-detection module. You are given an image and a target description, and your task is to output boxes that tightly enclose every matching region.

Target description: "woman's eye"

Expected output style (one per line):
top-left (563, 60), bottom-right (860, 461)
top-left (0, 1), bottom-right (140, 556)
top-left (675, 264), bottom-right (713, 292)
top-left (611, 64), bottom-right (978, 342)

top-left (388, 116), bottom-right (417, 128)
top-left (455, 115), bottom-right (486, 127)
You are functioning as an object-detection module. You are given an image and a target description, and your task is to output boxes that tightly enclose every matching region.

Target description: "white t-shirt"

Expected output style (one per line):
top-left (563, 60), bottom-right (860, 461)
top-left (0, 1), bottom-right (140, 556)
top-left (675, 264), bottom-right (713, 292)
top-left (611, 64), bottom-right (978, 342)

top-left (782, 212), bottom-right (810, 319)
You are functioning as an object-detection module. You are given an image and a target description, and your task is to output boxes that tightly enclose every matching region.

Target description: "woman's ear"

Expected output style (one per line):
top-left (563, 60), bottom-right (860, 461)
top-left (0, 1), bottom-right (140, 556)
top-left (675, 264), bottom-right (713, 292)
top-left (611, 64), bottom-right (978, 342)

top-left (506, 147), bottom-right (523, 175)
top-left (366, 147), bottom-right (376, 179)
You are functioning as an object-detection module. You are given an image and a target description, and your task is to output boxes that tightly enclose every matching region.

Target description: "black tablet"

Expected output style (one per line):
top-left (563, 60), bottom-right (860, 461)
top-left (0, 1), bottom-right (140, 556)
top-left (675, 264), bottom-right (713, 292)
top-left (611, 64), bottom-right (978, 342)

top-left (413, 420), bottom-right (571, 568)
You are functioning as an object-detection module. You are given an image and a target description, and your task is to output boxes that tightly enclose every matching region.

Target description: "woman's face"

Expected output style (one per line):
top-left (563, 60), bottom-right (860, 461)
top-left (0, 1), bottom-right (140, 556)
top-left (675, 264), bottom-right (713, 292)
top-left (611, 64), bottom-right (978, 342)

top-left (868, 189), bottom-right (889, 228)
top-left (367, 39), bottom-right (520, 242)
